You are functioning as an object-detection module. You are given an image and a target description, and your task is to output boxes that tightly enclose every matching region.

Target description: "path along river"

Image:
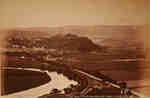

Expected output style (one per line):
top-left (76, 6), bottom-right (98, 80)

top-left (0, 67), bottom-right (78, 98)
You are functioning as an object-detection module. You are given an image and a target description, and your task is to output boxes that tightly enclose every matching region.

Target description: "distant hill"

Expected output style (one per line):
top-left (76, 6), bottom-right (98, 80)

top-left (47, 33), bottom-right (102, 52)
top-left (6, 32), bottom-right (102, 52)
top-left (5, 25), bottom-right (144, 52)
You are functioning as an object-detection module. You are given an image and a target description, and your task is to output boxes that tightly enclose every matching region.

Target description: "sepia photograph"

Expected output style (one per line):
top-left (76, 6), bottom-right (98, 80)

top-left (0, 0), bottom-right (149, 98)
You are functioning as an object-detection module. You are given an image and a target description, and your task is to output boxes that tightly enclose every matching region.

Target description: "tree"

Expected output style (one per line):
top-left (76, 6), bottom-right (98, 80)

top-left (50, 88), bottom-right (61, 94)
top-left (63, 87), bottom-right (72, 94)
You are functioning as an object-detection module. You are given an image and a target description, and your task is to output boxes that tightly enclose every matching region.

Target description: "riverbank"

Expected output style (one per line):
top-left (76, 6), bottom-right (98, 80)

top-left (1, 68), bottom-right (77, 98)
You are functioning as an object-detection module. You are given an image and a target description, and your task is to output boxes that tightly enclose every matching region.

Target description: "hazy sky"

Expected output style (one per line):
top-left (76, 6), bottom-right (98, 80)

top-left (0, 0), bottom-right (149, 28)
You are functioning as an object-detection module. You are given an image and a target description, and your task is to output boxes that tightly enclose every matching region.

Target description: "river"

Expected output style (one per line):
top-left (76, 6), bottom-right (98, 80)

top-left (0, 68), bottom-right (78, 98)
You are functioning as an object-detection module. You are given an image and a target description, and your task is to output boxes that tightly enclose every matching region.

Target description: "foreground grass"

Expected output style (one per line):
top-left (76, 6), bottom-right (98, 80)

top-left (3, 69), bottom-right (51, 95)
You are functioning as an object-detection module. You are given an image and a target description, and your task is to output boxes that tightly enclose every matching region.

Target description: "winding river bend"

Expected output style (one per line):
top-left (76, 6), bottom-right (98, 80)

top-left (0, 67), bottom-right (78, 98)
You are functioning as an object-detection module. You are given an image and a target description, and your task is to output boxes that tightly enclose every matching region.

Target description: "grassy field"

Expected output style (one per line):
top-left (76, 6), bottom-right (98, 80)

top-left (3, 69), bottom-right (51, 95)
top-left (5, 50), bottom-right (144, 80)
